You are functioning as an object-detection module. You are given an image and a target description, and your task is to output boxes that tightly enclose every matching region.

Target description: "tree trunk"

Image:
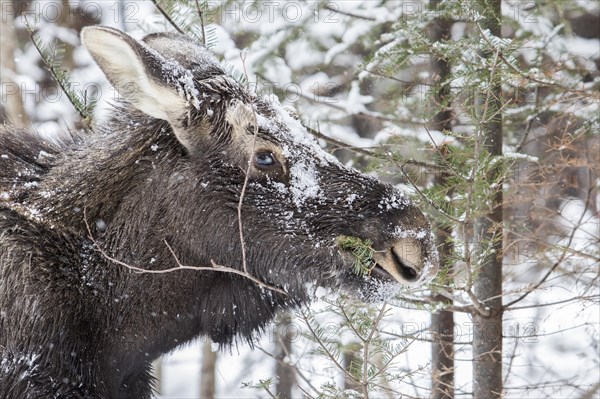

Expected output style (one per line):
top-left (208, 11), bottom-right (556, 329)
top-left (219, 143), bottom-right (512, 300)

top-left (342, 343), bottom-right (362, 393)
top-left (152, 359), bottom-right (162, 395)
top-left (0, 8), bottom-right (29, 128)
top-left (200, 340), bottom-right (217, 398)
top-left (473, 1), bottom-right (504, 398)
top-left (428, 2), bottom-right (455, 398)
top-left (274, 311), bottom-right (296, 399)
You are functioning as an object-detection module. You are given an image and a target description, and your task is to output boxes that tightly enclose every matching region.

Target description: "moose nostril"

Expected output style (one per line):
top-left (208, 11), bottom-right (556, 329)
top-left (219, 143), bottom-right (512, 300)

top-left (390, 248), bottom-right (420, 281)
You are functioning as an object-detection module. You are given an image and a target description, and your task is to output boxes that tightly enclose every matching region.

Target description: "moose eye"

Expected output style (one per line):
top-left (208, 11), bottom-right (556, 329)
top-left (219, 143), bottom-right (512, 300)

top-left (254, 152), bottom-right (277, 167)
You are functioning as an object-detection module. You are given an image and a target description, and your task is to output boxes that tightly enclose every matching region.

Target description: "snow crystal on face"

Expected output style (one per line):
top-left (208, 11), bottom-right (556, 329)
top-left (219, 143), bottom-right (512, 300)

top-left (393, 226), bottom-right (429, 240)
top-left (378, 192), bottom-right (411, 211)
top-left (289, 162), bottom-right (321, 207)
top-left (37, 150), bottom-right (52, 159)
top-left (178, 69), bottom-right (201, 109)
top-left (0, 353), bottom-right (40, 375)
top-left (262, 94), bottom-right (338, 165)
top-left (95, 219), bottom-right (107, 232)
top-left (1, 154), bottom-right (8, 159)
top-left (346, 193), bottom-right (358, 205)
top-left (270, 181), bottom-right (289, 196)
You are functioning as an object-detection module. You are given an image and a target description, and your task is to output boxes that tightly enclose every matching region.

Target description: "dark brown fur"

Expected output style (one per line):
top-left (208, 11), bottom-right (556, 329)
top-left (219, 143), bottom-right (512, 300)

top-left (0, 28), bottom-right (437, 398)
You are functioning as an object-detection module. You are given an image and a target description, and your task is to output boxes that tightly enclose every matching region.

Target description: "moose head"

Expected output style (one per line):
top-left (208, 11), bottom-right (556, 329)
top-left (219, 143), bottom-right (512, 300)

top-left (79, 26), bottom-right (438, 304)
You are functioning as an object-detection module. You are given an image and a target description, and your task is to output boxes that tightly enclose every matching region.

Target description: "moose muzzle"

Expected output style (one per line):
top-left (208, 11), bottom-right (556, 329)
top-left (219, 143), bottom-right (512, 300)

top-left (372, 237), bottom-right (428, 285)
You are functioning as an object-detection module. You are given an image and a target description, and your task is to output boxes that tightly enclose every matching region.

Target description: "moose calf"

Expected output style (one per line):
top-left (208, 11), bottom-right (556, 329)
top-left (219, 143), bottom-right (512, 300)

top-left (0, 26), bottom-right (438, 397)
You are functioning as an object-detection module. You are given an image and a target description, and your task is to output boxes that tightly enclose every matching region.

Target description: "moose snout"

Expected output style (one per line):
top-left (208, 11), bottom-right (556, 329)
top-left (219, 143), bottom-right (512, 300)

top-left (372, 237), bottom-right (431, 285)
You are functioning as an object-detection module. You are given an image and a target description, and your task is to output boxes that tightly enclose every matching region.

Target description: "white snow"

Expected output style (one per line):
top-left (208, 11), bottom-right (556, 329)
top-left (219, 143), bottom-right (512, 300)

top-left (345, 193), bottom-right (358, 205)
top-left (378, 191), bottom-right (410, 211)
top-left (288, 161), bottom-right (321, 208)
top-left (285, 38), bottom-right (323, 70)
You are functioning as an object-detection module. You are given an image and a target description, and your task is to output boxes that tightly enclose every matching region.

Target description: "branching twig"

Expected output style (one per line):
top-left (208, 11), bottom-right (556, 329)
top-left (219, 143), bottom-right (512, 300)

top-left (465, 288), bottom-right (491, 317)
top-left (304, 124), bottom-right (376, 157)
top-left (83, 209), bottom-right (287, 296)
top-left (363, 68), bottom-right (436, 87)
top-left (255, 72), bottom-right (425, 126)
top-left (299, 309), bottom-right (358, 384)
top-left (361, 302), bottom-right (388, 398)
top-left (255, 346), bottom-right (319, 396)
top-left (504, 171), bottom-right (595, 310)
top-left (475, 22), bottom-right (598, 99)
top-left (398, 163), bottom-right (462, 223)
top-left (305, 124), bottom-right (441, 171)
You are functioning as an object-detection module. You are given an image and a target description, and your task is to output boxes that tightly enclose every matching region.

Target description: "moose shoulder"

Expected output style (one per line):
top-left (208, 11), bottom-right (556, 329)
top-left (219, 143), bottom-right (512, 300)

top-left (0, 26), bottom-right (438, 398)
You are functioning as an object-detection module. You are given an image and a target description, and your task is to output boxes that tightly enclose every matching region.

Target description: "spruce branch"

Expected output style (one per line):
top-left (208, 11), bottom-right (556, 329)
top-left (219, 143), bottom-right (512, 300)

top-left (336, 235), bottom-right (376, 277)
top-left (29, 30), bottom-right (96, 127)
top-left (151, 0), bottom-right (217, 47)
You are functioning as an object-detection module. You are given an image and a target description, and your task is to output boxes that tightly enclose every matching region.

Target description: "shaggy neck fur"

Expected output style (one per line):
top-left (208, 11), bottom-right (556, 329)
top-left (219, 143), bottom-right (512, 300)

top-left (0, 116), bottom-right (297, 397)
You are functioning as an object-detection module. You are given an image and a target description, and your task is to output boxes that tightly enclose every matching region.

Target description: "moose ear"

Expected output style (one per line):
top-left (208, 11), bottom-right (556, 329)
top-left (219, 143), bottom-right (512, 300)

top-left (81, 26), bottom-right (195, 143)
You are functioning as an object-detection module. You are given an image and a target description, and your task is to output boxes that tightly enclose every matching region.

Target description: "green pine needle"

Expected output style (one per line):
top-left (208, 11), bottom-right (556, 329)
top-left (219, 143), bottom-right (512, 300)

top-left (336, 235), bottom-right (376, 277)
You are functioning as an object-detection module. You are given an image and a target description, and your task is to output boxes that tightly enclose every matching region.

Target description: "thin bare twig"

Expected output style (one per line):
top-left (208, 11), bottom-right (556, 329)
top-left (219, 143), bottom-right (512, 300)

top-left (363, 68), bottom-right (436, 87)
top-left (262, 386), bottom-right (277, 399)
top-left (398, 163), bottom-right (462, 223)
top-left (504, 295), bottom-right (599, 311)
top-left (255, 346), bottom-right (319, 396)
top-left (194, 0), bottom-right (206, 46)
top-left (304, 124), bottom-right (376, 157)
top-left (504, 335), bottom-right (520, 386)
top-left (83, 209), bottom-right (287, 296)
top-left (323, 3), bottom-right (376, 21)
top-left (236, 50), bottom-right (259, 274)
top-left (504, 173), bottom-right (594, 310)
top-left (255, 72), bottom-right (425, 126)
top-left (150, 0), bottom-right (185, 34)
top-left (305, 124), bottom-right (441, 171)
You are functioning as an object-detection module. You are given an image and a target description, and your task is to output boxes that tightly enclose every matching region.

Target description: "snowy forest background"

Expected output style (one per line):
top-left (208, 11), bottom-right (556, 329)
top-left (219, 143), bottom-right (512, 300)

top-left (1, 0), bottom-right (599, 398)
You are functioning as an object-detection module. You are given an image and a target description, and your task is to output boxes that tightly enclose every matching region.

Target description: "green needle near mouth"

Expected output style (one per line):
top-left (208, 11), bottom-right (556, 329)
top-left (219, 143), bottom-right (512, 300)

top-left (336, 235), bottom-right (376, 277)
